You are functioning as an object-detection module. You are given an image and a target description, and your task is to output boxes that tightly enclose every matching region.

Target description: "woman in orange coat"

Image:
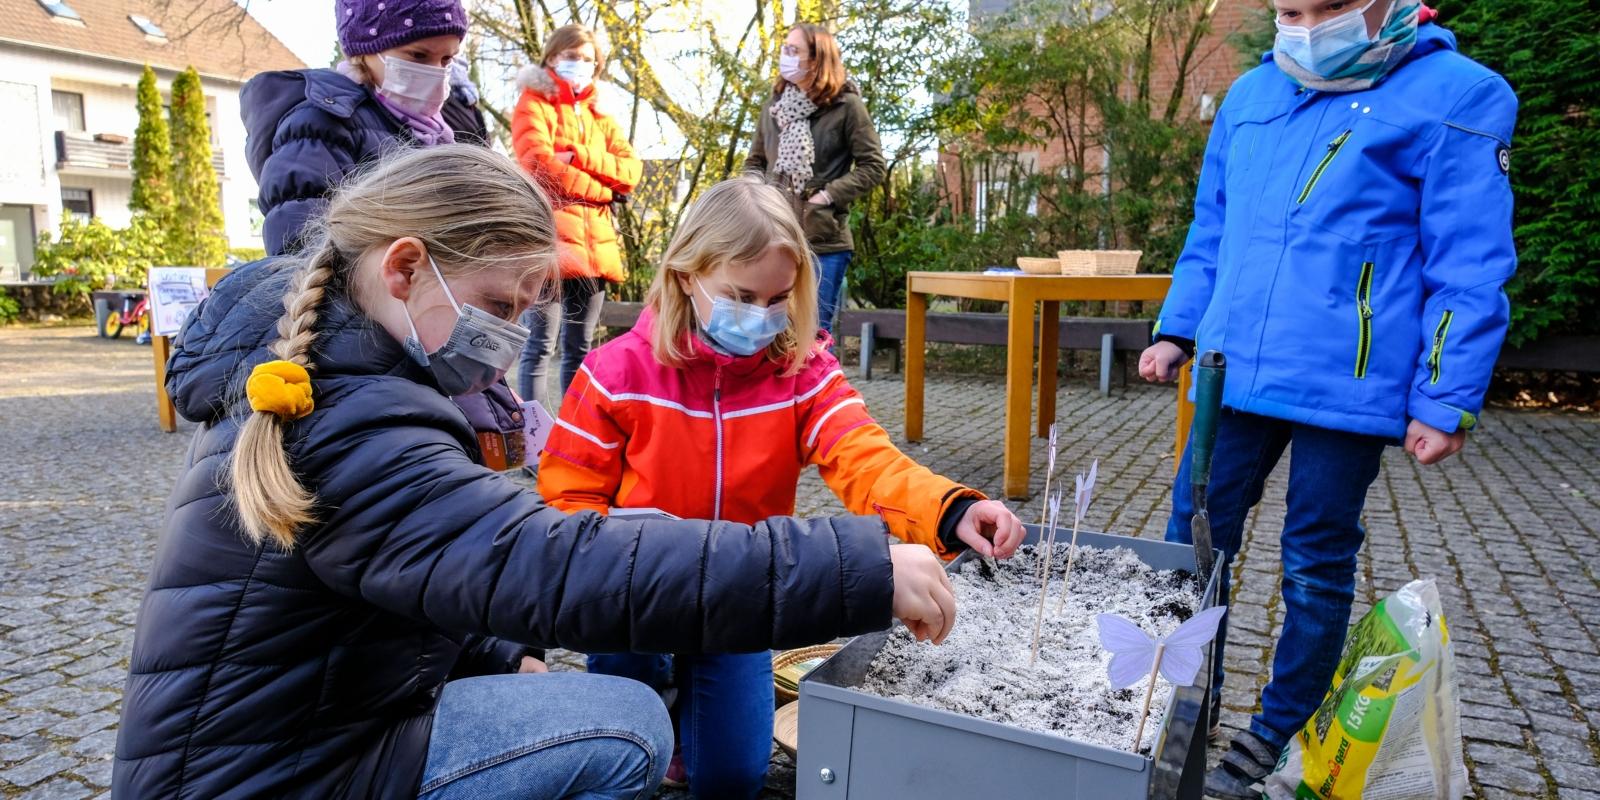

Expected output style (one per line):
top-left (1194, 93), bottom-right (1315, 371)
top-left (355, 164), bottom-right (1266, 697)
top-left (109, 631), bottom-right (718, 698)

top-left (511, 24), bottom-right (641, 406)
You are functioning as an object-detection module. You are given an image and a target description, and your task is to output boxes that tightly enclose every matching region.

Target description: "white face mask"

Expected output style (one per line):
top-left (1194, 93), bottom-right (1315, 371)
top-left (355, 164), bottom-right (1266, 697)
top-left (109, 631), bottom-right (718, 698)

top-left (377, 56), bottom-right (451, 117)
top-left (553, 58), bottom-right (596, 92)
top-left (778, 53), bottom-right (807, 83)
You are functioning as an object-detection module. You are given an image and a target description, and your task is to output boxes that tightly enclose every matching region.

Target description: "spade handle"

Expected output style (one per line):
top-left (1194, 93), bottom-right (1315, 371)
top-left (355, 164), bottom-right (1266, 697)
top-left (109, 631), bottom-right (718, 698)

top-left (1190, 351), bottom-right (1227, 488)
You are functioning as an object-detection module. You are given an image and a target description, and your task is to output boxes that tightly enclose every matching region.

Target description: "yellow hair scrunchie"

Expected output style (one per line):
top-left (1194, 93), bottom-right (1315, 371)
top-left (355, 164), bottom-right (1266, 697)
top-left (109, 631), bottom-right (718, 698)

top-left (246, 360), bottom-right (315, 419)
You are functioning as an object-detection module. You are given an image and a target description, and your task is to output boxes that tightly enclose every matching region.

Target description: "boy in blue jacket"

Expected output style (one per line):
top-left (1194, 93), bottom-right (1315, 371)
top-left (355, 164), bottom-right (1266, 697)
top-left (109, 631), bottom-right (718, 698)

top-left (1139, 1), bottom-right (1517, 795)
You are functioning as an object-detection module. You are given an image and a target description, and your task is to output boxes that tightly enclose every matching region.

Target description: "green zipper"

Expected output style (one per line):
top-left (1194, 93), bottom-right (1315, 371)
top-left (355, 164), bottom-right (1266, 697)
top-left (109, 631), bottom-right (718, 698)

top-left (1298, 130), bottom-right (1352, 204)
top-left (1354, 261), bottom-right (1375, 379)
top-left (1427, 310), bottom-right (1455, 385)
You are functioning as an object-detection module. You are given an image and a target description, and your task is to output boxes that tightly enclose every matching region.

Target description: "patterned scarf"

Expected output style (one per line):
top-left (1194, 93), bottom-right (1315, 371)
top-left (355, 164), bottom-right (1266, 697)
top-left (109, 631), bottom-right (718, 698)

top-left (1276, 2), bottom-right (1421, 93)
top-left (771, 84), bottom-right (819, 193)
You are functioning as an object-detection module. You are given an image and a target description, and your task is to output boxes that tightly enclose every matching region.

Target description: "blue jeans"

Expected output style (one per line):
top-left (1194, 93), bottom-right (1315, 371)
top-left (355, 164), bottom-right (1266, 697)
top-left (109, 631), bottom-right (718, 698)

top-left (587, 652), bottom-right (774, 800)
top-left (519, 278), bottom-right (606, 407)
top-left (814, 251), bottom-right (852, 335)
top-left (420, 673), bottom-right (672, 800)
top-left (1165, 410), bottom-right (1387, 750)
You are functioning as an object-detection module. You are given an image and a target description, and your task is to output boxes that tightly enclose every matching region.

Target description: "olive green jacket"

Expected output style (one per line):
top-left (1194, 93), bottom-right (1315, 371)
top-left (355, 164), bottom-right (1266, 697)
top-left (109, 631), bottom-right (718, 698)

top-left (744, 82), bottom-right (886, 254)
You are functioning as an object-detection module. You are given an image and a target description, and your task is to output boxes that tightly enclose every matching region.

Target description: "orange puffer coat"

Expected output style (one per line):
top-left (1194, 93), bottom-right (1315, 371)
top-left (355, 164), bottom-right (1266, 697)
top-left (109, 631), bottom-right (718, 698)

top-left (512, 67), bottom-right (642, 283)
top-left (538, 310), bottom-right (985, 558)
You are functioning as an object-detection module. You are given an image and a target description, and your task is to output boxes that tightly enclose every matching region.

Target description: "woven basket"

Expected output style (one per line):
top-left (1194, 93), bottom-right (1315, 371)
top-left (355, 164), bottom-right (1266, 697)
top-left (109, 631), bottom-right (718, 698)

top-left (1095, 249), bottom-right (1143, 275)
top-left (1016, 257), bottom-right (1061, 275)
top-left (772, 643), bottom-right (841, 705)
top-left (773, 700), bottom-right (800, 759)
top-left (1056, 250), bottom-right (1097, 276)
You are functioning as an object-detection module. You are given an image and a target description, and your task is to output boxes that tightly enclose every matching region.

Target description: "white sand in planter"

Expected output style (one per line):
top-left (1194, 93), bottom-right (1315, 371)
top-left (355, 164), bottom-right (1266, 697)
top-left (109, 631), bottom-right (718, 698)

top-left (860, 543), bottom-right (1204, 754)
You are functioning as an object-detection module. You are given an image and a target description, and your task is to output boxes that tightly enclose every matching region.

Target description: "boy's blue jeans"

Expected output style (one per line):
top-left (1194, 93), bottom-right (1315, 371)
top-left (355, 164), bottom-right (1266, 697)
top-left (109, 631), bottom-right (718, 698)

top-left (1165, 409), bottom-right (1387, 751)
top-left (587, 652), bottom-right (774, 800)
top-left (420, 672), bottom-right (672, 799)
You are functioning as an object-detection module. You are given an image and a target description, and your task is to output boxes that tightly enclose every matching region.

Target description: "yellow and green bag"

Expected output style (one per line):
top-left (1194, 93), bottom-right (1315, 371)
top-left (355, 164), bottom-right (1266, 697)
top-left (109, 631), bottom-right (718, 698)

top-left (1265, 579), bottom-right (1467, 800)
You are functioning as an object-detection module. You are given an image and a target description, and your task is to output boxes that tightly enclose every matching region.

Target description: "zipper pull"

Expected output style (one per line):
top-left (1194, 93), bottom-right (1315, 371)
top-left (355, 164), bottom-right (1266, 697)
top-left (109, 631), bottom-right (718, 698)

top-left (714, 367), bottom-right (722, 402)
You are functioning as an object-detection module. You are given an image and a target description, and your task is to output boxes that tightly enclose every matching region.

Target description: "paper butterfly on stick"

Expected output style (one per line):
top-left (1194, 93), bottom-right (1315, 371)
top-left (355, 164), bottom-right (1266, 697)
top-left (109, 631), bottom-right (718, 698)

top-left (1073, 458), bottom-right (1098, 525)
top-left (1096, 605), bottom-right (1228, 751)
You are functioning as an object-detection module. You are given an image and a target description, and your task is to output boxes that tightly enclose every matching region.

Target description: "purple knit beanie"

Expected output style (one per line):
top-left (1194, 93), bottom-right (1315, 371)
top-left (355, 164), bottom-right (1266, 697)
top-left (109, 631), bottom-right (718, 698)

top-left (337, 0), bottom-right (467, 57)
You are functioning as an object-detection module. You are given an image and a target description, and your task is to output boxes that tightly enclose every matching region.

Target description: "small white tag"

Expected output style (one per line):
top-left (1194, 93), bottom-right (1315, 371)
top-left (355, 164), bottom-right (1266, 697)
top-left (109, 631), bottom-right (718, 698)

top-left (522, 401), bottom-right (555, 459)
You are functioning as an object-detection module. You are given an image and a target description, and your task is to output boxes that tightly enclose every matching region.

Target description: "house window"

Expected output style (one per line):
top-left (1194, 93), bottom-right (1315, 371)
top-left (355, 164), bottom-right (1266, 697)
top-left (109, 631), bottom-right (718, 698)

top-left (52, 90), bottom-right (84, 133)
top-left (61, 188), bottom-right (93, 221)
top-left (128, 14), bottom-right (166, 39)
top-left (36, 0), bottom-right (82, 22)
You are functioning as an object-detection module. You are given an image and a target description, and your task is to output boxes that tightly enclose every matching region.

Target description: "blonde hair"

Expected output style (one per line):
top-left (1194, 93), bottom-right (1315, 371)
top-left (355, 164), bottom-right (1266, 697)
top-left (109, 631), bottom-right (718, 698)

top-left (646, 177), bottom-right (818, 375)
top-left (774, 23), bottom-right (846, 106)
top-left (542, 24), bottom-right (606, 72)
top-left (230, 144), bottom-right (558, 550)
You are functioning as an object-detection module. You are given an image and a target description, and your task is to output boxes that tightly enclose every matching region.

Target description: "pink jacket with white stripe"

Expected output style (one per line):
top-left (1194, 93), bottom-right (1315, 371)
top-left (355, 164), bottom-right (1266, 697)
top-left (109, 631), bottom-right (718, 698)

top-left (537, 310), bottom-right (983, 557)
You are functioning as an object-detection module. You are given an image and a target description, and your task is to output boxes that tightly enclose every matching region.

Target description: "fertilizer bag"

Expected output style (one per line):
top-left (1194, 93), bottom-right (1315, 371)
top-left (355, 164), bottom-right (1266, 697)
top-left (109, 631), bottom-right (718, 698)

top-left (1265, 579), bottom-right (1467, 800)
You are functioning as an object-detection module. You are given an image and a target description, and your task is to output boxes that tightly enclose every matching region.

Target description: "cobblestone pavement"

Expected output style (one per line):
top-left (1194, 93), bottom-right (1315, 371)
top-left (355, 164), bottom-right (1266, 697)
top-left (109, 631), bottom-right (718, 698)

top-left (3, 325), bottom-right (1599, 799)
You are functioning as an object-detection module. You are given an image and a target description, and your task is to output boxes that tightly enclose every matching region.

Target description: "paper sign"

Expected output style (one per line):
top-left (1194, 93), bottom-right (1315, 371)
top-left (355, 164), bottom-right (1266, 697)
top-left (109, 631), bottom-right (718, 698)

top-left (522, 400), bottom-right (556, 459)
top-left (148, 267), bottom-right (211, 337)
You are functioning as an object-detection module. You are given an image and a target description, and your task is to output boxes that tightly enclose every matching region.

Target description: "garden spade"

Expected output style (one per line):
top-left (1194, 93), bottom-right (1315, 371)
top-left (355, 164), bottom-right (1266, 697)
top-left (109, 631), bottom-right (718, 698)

top-left (1189, 351), bottom-right (1226, 580)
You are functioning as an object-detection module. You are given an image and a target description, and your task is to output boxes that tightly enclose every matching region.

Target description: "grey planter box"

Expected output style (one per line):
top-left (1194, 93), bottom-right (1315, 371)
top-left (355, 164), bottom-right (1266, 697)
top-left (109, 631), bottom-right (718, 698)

top-left (796, 526), bottom-right (1224, 799)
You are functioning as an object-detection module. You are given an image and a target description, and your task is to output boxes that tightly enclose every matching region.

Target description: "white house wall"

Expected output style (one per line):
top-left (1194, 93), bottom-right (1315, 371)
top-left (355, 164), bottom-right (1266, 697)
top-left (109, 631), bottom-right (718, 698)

top-left (0, 42), bottom-right (264, 255)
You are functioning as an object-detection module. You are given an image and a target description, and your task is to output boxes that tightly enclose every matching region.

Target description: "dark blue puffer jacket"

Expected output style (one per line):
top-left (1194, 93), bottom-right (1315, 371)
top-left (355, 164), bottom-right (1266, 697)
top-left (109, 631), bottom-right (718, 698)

top-left (242, 69), bottom-right (411, 255)
top-left (113, 260), bottom-right (894, 798)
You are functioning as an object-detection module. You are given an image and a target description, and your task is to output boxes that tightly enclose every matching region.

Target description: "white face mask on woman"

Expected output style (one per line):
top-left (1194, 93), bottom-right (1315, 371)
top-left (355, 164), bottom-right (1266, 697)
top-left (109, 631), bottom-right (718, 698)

top-left (377, 56), bottom-right (451, 117)
top-left (778, 53), bottom-right (807, 83)
top-left (553, 58), bottom-right (595, 93)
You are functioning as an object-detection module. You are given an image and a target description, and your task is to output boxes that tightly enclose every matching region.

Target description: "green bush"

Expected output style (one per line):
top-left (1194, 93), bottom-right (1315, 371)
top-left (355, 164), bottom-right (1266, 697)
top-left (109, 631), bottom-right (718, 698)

top-left (31, 216), bottom-right (168, 295)
top-left (1450, 0), bottom-right (1600, 346)
top-left (0, 293), bottom-right (20, 323)
top-left (228, 247), bottom-right (267, 264)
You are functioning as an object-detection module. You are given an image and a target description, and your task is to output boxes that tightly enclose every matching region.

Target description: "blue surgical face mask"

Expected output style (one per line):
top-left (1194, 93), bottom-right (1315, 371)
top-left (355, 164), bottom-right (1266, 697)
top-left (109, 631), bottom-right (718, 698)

top-left (694, 279), bottom-right (789, 356)
top-left (553, 58), bottom-right (595, 93)
top-left (1274, 0), bottom-right (1382, 78)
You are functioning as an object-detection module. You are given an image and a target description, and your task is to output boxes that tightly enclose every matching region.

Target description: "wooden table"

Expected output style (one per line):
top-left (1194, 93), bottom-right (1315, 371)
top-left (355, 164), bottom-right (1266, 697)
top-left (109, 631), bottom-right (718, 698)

top-left (903, 272), bottom-right (1185, 499)
top-left (153, 268), bottom-right (231, 432)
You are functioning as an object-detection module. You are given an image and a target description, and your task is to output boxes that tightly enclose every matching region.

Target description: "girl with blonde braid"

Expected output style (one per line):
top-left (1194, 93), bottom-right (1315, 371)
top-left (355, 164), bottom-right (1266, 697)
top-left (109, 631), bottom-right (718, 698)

top-left (114, 145), bottom-right (957, 799)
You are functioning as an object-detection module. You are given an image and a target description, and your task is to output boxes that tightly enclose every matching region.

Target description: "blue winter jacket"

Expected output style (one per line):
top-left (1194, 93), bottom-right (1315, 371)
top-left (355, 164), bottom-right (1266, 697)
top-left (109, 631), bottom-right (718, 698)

top-left (1157, 24), bottom-right (1518, 438)
top-left (113, 259), bottom-right (895, 798)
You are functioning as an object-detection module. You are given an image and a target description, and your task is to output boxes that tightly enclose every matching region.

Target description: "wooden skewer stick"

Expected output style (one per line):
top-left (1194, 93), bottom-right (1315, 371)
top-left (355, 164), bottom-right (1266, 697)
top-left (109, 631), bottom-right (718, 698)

top-left (1054, 515), bottom-right (1084, 616)
top-left (1029, 492), bottom-right (1064, 667)
top-left (1130, 643), bottom-right (1166, 752)
top-left (1034, 424), bottom-right (1060, 580)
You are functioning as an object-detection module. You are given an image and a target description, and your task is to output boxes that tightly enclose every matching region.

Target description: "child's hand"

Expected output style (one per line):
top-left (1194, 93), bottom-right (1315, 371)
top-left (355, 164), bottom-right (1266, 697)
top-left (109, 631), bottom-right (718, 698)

top-left (518, 656), bottom-right (548, 673)
top-left (889, 545), bottom-right (957, 644)
top-left (1404, 419), bottom-right (1466, 465)
top-left (956, 500), bottom-right (1025, 559)
top-left (1138, 341), bottom-right (1188, 383)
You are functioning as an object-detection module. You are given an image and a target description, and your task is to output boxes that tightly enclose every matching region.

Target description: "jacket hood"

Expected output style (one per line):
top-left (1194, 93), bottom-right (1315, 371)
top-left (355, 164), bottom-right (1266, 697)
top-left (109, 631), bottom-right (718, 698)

top-left (167, 259), bottom-right (430, 424)
top-left (516, 65), bottom-right (608, 114)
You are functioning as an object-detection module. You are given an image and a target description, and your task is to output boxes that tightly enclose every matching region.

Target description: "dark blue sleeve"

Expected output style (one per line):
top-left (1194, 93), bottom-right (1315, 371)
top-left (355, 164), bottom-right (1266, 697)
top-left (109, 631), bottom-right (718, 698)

top-left (449, 635), bottom-right (537, 678)
top-left (293, 386), bottom-right (896, 655)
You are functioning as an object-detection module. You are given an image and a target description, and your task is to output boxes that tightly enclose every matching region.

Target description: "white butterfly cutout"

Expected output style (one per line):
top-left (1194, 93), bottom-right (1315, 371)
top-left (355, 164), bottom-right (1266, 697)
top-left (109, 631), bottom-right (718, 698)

top-left (1073, 458), bottom-right (1098, 525)
top-left (1096, 605), bottom-right (1228, 689)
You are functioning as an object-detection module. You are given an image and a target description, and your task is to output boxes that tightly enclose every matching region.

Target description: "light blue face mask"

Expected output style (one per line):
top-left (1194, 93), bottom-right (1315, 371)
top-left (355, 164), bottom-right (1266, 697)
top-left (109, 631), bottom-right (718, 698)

top-left (1274, 0), bottom-right (1383, 78)
top-left (694, 279), bottom-right (789, 356)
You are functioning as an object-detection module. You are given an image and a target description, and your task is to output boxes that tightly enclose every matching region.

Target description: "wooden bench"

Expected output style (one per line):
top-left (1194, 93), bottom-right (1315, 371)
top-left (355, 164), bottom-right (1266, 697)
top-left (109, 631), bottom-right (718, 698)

top-left (596, 301), bottom-right (1153, 395)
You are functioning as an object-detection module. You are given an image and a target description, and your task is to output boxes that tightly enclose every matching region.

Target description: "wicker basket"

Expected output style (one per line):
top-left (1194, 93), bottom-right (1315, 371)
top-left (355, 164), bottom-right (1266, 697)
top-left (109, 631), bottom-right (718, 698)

top-left (1056, 250), bottom-right (1097, 276)
top-left (1016, 257), bottom-right (1061, 275)
top-left (772, 643), bottom-right (842, 705)
top-left (1095, 249), bottom-right (1143, 275)
top-left (773, 700), bottom-right (800, 759)
top-left (1057, 249), bottom-right (1143, 276)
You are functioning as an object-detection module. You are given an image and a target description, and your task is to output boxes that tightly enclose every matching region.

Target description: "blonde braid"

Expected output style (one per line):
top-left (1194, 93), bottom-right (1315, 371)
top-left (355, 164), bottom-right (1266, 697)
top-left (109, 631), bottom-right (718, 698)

top-left (231, 244), bottom-right (338, 549)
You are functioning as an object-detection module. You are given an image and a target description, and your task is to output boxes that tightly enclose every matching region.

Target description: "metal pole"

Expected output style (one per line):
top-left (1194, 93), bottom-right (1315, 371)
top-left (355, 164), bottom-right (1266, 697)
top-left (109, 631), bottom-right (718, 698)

top-left (1099, 332), bottom-right (1114, 397)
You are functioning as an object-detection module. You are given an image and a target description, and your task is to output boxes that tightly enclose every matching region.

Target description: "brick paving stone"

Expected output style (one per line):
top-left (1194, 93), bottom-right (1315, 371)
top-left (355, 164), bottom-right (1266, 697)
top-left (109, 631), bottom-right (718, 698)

top-left (68, 759), bottom-right (112, 790)
top-left (0, 753), bottom-right (83, 789)
top-left (15, 780), bottom-right (93, 800)
top-left (4, 326), bottom-right (1599, 799)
